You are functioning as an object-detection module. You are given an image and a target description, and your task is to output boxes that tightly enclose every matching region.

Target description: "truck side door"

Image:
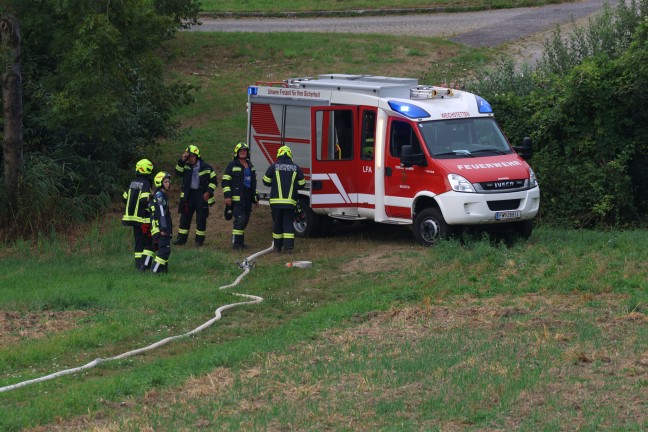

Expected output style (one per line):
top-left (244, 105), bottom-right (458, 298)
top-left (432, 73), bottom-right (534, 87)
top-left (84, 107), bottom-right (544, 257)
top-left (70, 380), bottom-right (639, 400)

top-left (383, 118), bottom-right (429, 219)
top-left (310, 106), bottom-right (359, 211)
top-left (358, 108), bottom-right (377, 210)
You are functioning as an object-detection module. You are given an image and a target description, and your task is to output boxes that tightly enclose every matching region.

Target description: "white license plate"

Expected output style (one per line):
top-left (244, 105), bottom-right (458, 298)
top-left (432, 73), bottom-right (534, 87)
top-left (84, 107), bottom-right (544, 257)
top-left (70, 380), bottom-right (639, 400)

top-left (495, 211), bottom-right (521, 220)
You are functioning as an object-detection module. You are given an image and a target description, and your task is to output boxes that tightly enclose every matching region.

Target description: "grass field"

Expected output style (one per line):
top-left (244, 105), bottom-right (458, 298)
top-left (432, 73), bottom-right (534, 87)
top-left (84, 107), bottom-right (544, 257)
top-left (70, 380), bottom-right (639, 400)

top-left (1, 17), bottom-right (647, 432)
top-left (198, 0), bottom-right (568, 14)
top-left (1, 220), bottom-right (646, 430)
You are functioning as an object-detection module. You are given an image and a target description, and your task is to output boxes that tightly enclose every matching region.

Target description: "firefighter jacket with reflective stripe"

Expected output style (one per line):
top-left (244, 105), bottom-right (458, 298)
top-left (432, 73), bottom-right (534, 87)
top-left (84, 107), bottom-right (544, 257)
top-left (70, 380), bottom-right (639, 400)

top-left (175, 157), bottom-right (218, 209)
top-left (150, 189), bottom-right (172, 238)
top-left (262, 155), bottom-right (306, 208)
top-left (122, 174), bottom-right (152, 226)
top-left (222, 158), bottom-right (258, 204)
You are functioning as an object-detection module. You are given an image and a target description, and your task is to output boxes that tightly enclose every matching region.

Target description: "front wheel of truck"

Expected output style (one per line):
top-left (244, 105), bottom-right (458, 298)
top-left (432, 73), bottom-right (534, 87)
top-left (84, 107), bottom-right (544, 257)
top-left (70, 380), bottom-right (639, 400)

top-left (413, 208), bottom-right (452, 246)
top-left (514, 219), bottom-right (534, 240)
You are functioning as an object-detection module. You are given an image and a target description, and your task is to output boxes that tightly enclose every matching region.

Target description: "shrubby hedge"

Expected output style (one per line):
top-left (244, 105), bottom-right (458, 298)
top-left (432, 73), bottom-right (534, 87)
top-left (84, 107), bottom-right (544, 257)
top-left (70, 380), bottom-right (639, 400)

top-left (469, 1), bottom-right (648, 228)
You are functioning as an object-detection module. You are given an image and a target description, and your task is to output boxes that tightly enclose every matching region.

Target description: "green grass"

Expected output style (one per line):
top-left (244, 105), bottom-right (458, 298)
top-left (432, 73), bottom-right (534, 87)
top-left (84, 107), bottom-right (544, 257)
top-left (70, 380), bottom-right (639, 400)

top-left (198, 0), bottom-right (568, 14)
top-left (0, 225), bottom-right (646, 430)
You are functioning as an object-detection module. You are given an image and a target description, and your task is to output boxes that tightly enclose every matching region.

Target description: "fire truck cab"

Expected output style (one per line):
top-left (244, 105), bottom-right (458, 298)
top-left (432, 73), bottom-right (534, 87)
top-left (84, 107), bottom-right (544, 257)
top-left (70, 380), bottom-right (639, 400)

top-left (247, 74), bottom-right (540, 246)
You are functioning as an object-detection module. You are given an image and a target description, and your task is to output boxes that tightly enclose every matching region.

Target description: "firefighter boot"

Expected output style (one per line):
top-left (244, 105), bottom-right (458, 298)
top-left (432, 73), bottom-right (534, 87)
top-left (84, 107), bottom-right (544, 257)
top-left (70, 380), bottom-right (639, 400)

top-left (173, 234), bottom-right (187, 246)
top-left (152, 256), bottom-right (168, 274)
top-left (272, 237), bottom-right (283, 254)
top-left (152, 263), bottom-right (168, 274)
top-left (232, 232), bottom-right (246, 250)
top-left (140, 251), bottom-right (154, 271)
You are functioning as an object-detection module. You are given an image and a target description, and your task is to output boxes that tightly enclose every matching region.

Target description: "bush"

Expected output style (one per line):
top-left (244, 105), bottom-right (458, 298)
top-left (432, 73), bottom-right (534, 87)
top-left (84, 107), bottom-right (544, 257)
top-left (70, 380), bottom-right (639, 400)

top-left (467, 0), bottom-right (648, 228)
top-left (0, 153), bottom-right (112, 240)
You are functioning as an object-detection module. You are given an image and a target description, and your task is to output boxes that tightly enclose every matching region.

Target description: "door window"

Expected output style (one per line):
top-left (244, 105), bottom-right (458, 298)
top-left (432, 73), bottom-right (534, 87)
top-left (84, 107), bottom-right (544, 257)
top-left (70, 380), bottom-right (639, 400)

top-left (389, 120), bottom-right (422, 157)
top-left (361, 110), bottom-right (376, 161)
top-left (315, 109), bottom-right (354, 161)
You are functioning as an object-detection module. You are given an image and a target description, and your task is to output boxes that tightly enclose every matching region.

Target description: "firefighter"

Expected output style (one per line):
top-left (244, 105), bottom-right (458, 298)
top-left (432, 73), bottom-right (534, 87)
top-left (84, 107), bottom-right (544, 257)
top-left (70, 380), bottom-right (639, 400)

top-left (262, 145), bottom-right (306, 254)
top-left (150, 171), bottom-right (173, 274)
top-left (122, 158), bottom-right (155, 271)
top-left (174, 145), bottom-right (218, 247)
top-left (222, 142), bottom-right (258, 250)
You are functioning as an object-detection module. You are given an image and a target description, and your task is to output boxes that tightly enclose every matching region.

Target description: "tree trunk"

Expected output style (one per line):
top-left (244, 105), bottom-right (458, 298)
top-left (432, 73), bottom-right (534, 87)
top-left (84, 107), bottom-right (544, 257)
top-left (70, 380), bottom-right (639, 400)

top-left (1, 15), bottom-right (24, 200)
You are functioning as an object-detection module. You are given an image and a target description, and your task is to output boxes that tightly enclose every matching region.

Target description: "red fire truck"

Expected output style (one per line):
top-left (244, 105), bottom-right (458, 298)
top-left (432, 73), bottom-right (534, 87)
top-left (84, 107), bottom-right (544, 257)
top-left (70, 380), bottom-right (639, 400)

top-left (247, 74), bottom-right (540, 246)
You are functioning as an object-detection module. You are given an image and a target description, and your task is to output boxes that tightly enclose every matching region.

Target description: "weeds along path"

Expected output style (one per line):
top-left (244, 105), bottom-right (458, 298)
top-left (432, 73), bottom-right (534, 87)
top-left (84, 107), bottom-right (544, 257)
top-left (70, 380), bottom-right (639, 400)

top-left (190, 0), bottom-right (618, 48)
top-left (0, 245), bottom-right (274, 393)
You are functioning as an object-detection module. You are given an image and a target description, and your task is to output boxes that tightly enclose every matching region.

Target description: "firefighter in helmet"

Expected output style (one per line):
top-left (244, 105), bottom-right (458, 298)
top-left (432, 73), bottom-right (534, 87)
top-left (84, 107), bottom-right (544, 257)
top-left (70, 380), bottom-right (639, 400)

top-left (150, 171), bottom-right (173, 273)
top-left (262, 145), bottom-right (306, 253)
top-left (222, 142), bottom-right (258, 249)
top-left (122, 158), bottom-right (155, 270)
top-left (174, 145), bottom-right (218, 247)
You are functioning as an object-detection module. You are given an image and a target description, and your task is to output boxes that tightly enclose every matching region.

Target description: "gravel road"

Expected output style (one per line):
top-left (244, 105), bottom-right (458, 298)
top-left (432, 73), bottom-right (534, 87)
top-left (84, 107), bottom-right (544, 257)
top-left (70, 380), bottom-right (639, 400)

top-left (190, 0), bottom-right (617, 49)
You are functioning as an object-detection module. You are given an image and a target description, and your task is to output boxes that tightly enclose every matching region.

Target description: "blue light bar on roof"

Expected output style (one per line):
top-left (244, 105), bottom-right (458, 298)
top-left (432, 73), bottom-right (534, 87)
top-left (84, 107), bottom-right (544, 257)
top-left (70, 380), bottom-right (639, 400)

top-left (248, 86), bottom-right (258, 96)
top-left (476, 96), bottom-right (493, 113)
top-left (388, 101), bottom-right (430, 119)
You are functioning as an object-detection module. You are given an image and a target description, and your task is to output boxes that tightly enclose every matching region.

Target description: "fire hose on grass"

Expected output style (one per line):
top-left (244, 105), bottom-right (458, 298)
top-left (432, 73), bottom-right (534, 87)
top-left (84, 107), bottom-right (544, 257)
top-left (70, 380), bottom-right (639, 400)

top-left (0, 243), bottom-right (311, 393)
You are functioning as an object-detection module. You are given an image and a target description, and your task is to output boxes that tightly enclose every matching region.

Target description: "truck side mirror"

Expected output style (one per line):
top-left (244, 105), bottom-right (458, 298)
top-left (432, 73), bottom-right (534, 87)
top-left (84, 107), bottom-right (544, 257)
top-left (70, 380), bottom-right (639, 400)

top-left (401, 145), bottom-right (427, 167)
top-left (513, 137), bottom-right (533, 160)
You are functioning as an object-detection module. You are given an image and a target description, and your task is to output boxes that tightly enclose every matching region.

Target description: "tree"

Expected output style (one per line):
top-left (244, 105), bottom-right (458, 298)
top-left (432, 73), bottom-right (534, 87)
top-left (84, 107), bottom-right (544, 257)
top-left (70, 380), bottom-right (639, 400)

top-left (0, 14), bottom-right (23, 203)
top-left (0, 0), bottom-right (199, 237)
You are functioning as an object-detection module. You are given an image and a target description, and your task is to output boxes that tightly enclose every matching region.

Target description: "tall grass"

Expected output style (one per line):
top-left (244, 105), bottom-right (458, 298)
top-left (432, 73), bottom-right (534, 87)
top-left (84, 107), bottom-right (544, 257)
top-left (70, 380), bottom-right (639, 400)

top-left (538, 0), bottom-right (647, 76)
top-left (0, 153), bottom-right (112, 242)
top-left (469, 0), bottom-right (648, 96)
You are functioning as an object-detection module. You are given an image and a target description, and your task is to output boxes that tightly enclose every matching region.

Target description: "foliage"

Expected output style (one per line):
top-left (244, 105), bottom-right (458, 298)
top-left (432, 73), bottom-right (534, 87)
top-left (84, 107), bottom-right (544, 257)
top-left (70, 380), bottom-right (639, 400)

top-left (468, 0), bottom-right (648, 227)
top-left (537, 1), bottom-right (643, 76)
top-left (0, 153), bottom-right (112, 235)
top-left (154, 0), bottom-right (201, 30)
top-left (0, 0), bottom-right (198, 238)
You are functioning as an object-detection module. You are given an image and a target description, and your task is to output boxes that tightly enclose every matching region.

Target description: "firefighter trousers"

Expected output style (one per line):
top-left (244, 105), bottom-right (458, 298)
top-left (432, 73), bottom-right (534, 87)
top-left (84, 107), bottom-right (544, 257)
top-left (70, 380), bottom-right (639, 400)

top-left (232, 189), bottom-right (254, 247)
top-left (271, 206), bottom-right (296, 251)
top-left (132, 226), bottom-right (154, 270)
top-left (177, 189), bottom-right (209, 245)
top-left (152, 235), bottom-right (171, 273)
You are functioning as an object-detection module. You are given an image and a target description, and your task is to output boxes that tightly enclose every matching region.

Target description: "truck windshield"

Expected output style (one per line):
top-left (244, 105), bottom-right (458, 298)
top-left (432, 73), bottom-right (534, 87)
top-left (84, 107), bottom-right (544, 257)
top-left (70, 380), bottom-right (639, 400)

top-left (418, 118), bottom-right (513, 158)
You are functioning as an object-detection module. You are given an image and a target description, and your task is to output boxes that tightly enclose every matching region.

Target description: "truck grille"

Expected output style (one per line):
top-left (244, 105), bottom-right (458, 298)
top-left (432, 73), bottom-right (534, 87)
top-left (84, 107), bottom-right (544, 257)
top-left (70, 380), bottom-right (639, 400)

top-left (487, 200), bottom-right (521, 211)
top-left (479, 179), bottom-right (526, 191)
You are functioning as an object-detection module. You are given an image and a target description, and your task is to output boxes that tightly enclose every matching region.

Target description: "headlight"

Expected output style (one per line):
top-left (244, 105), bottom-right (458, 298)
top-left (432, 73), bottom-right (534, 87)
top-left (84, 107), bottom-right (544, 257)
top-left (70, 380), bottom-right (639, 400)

top-left (529, 167), bottom-right (538, 188)
top-left (448, 174), bottom-right (475, 193)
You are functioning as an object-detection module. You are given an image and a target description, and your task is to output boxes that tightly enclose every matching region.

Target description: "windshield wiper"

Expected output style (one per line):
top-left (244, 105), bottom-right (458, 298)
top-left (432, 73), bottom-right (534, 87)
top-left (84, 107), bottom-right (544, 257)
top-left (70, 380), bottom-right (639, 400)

top-left (434, 151), bottom-right (475, 157)
top-left (471, 148), bottom-right (509, 155)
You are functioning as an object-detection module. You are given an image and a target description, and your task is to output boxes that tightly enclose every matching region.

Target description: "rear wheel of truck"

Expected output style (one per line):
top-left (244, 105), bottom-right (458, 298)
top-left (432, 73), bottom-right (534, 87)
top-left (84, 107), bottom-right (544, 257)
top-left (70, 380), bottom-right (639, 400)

top-left (294, 196), bottom-right (320, 238)
top-left (413, 208), bottom-right (452, 246)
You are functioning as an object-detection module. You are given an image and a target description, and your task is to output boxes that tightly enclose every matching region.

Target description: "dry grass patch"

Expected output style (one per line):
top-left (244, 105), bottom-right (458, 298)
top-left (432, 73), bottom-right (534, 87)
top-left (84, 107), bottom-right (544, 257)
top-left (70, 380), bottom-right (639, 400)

top-left (38, 293), bottom-right (647, 430)
top-left (0, 310), bottom-right (90, 345)
top-left (28, 368), bottom-right (236, 432)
